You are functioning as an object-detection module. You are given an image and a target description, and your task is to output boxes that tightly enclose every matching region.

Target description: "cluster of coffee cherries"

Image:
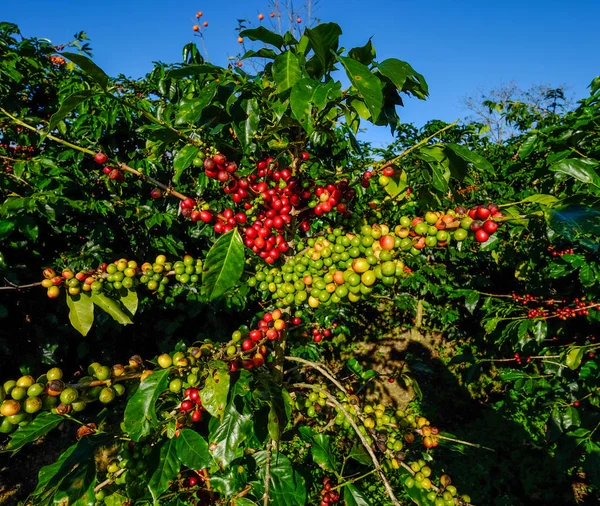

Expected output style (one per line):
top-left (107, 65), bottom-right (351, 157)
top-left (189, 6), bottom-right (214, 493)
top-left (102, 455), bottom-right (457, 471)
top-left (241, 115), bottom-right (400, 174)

top-left (94, 152), bottom-right (125, 183)
top-left (513, 352), bottom-right (532, 365)
top-left (0, 142), bottom-right (34, 172)
top-left (404, 463), bottom-right (470, 505)
top-left (0, 358), bottom-right (142, 434)
top-left (310, 180), bottom-right (356, 217)
top-left (49, 55), bottom-right (66, 66)
top-left (95, 440), bottom-right (154, 502)
top-left (458, 203), bottom-right (503, 243)
top-left (225, 309), bottom-right (301, 370)
top-left (40, 266), bottom-right (106, 299)
top-left (319, 477), bottom-right (340, 506)
top-left (547, 245), bottom-right (575, 257)
top-left (247, 212), bottom-right (490, 309)
top-left (515, 294), bottom-right (598, 320)
top-left (311, 327), bottom-right (333, 343)
top-left (300, 387), bottom-right (328, 418)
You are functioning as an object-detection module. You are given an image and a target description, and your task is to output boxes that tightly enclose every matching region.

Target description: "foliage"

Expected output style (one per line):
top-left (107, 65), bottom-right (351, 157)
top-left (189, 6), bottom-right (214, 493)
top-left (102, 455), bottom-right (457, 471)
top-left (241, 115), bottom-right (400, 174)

top-left (0, 15), bottom-right (599, 506)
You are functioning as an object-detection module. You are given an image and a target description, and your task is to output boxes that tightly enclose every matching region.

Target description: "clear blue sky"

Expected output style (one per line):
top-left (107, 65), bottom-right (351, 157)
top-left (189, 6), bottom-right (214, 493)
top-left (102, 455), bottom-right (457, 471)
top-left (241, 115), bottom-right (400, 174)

top-left (3, 0), bottom-right (600, 146)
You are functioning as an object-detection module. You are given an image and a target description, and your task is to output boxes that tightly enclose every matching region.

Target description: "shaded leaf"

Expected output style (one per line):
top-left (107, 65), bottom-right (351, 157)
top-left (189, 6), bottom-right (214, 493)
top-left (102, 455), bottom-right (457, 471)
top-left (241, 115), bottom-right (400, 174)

top-left (124, 368), bottom-right (170, 441)
top-left (175, 429), bottom-right (210, 470)
top-left (148, 438), bottom-right (180, 503)
top-left (62, 52), bottom-right (109, 90)
top-left (344, 483), bottom-right (371, 506)
top-left (252, 451), bottom-right (307, 505)
top-left (3, 412), bottom-right (63, 454)
top-left (550, 158), bottom-right (600, 188)
top-left (90, 292), bottom-right (132, 325)
top-left (209, 401), bottom-right (253, 468)
top-left (49, 91), bottom-right (92, 130)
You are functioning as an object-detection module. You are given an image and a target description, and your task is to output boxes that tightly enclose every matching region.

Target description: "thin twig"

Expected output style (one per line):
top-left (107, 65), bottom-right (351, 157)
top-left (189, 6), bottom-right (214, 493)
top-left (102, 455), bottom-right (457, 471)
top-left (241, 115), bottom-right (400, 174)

top-left (292, 382), bottom-right (402, 506)
top-left (284, 356), bottom-right (348, 395)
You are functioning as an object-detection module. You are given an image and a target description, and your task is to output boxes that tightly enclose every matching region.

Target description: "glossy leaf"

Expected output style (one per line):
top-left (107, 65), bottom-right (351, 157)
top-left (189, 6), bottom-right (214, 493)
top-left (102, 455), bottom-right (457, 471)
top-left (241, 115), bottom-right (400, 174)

top-left (49, 90), bottom-right (92, 130)
top-left (305, 23), bottom-right (342, 78)
top-left (174, 84), bottom-right (217, 125)
top-left (200, 363), bottom-right (231, 420)
top-left (61, 52), bottom-right (109, 90)
top-left (91, 292), bottom-right (133, 325)
top-left (339, 56), bottom-right (383, 120)
top-left (252, 451), bottom-right (307, 505)
top-left (272, 51), bottom-right (302, 93)
top-left (348, 38), bottom-right (376, 65)
top-left (119, 288), bottom-right (139, 316)
top-left (233, 98), bottom-right (259, 149)
top-left (383, 168), bottom-right (408, 198)
top-left (148, 438), bottom-right (180, 503)
top-left (446, 143), bottom-right (493, 173)
top-left (124, 368), bottom-right (170, 441)
top-left (173, 144), bottom-right (200, 184)
top-left (209, 401), bottom-right (253, 468)
top-left (550, 158), bottom-right (600, 188)
top-left (175, 429), bottom-right (211, 470)
top-left (0, 219), bottom-right (15, 240)
top-left (66, 291), bottom-right (94, 337)
top-left (239, 27), bottom-right (285, 49)
top-left (202, 228), bottom-right (245, 300)
top-left (344, 483), bottom-right (371, 506)
top-left (377, 58), bottom-right (428, 98)
top-left (3, 412), bottom-right (63, 454)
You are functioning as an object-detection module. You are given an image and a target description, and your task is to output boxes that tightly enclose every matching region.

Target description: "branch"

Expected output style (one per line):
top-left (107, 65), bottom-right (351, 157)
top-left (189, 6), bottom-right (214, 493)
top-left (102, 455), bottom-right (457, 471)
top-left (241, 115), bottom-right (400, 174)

top-left (284, 356), bottom-right (348, 395)
top-left (292, 382), bottom-right (402, 506)
top-left (0, 108), bottom-right (190, 201)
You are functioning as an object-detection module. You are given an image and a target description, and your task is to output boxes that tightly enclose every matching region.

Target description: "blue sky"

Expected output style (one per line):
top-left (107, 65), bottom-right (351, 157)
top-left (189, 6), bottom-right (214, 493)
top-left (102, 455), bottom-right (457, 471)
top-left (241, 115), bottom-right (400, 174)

top-left (3, 0), bottom-right (600, 146)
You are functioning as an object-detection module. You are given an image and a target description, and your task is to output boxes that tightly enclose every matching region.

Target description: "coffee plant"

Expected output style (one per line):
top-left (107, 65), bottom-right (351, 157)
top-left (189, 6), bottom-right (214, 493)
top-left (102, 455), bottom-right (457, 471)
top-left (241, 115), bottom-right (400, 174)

top-left (0, 13), bottom-right (599, 506)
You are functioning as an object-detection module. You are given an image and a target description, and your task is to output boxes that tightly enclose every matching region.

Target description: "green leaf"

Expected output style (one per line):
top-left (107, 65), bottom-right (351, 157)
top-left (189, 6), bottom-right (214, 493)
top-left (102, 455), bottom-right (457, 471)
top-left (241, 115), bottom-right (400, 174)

top-left (383, 169), bottom-right (408, 199)
top-left (533, 320), bottom-right (547, 344)
top-left (290, 78), bottom-right (321, 133)
top-left (66, 292), bottom-right (94, 337)
top-left (464, 291), bottom-right (480, 314)
top-left (310, 433), bottom-right (339, 473)
top-left (348, 38), bottom-right (376, 65)
top-left (211, 465), bottom-right (248, 497)
top-left (252, 451), bottom-right (307, 505)
top-left (166, 63), bottom-right (221, 79)
top-left (522, 194), bottom-right (558, 206)
top-left (49, 91), bottom-right (92, 130)
top-left (305, 23), bottom-right (342, 78)
top-left (124, 368), bottom-right (170, 441)
top-left (175, 429), bottom-right (211, 470)
top-left (518, 133), bottom-right (538, 158)
top-left (90, 292), bottom-right (133, 325)
top-left (239, 27), bottom-right (285, 49)
top-left (344, 483), bottom-right (371, 506)
top-left (377, 58), bottom-right (428, 99)
top-left (209, 401), bottom-right (253, 468)
top-left (565, 347), bottom-right (584, 370)
top-left (241, 48), bottom-right (278, 60)
top-left (3, 412), bottom-right (63, 454)
top-left (202, 229), bottom-right (245, 300)
top-left (33, 438), bottom-right (97, 501)
top-left (200, 364), bottom-right (230, 420)
top-left (148, 438), bottom-right (180, 504)
top-left (339, 56), bottom-right (383, 120)
top-left (0, 219), bottom-right (15, 240)
top-left (173, 145), bottom-right (200, 184)
top-left (272, 51), bottom-right (302, 93)
top-left (61, 52), bottom-right (109, 90)
top-left (446, 143), bottom-right (493, 173)
top-left (53, 457), bottom-right (96, 506)
top-left (233, 98), bottom-right (259, 149)
top-left (550, 158), bottom-right (600, 188)
top-left (119, 288), bottom-right (139, 316)
top-left (579, 263), bottom-right (595, 287)
top-left (348, 443), bottom-right (371, 465)
top-left (174, 84), bottom-right (218, 125)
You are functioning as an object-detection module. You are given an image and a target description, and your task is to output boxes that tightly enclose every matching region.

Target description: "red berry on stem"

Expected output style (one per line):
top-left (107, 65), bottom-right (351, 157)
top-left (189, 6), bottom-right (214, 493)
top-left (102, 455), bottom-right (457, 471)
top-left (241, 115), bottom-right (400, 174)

top-left (94, 152), bottom-right (108, 164)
